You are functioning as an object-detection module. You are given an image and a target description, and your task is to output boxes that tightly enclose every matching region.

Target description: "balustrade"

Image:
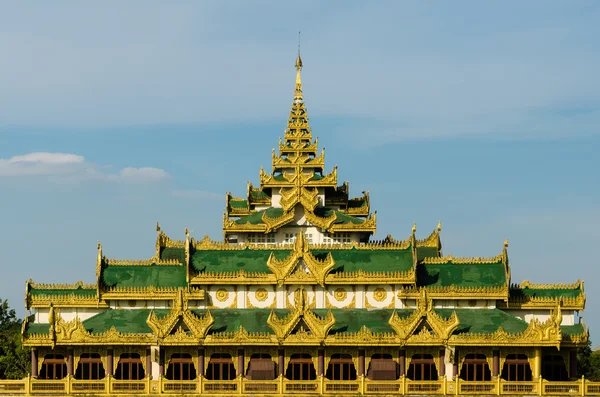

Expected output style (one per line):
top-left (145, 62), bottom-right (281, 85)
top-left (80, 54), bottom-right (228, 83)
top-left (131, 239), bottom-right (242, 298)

top-left (1, 376), bottom-right (600, 395)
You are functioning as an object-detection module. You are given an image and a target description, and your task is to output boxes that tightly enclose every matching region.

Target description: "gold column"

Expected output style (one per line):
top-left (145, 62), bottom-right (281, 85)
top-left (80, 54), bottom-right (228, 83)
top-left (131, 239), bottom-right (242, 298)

top-left (534, 348), bottom-right (542, 379)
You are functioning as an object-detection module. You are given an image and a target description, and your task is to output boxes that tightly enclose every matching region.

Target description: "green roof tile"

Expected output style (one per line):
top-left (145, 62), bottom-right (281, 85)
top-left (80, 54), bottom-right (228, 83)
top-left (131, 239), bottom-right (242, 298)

top-left (314, 309), bottom-right (406, 334)
top-left (25, 323), bottom-right (50, 336)
top-left (191, 249), bottom-right (290, 273)
top-left (416, 246), bottom-right (439, 261)
top-left (435, 309), bottom-right (528, 334)
top-left (102, 265), bottom-right (187, 289)
top-left (313, 248), bottom-right (413, 274)
top-left (313, 207), bottom-right (364, 225)
top-left (29, 287), bottom-right (96, 298)
top-left (192, 309), bottom-right (287, 334)
top-left (230, 199), bottom-right (249, 209)
top-left (561, 324), bottom-right (586, 336)
top-left (161, 247), bottom-right (186, 264)
top-left (511, 287), bottom-right (583, 299)
top-left (250, 189), bottom-right (270, 200)
top-left (82, 309), bottom-right (171, 334)
top-left (235, 207), bottom-right (284, 225)
top-left (417, 261), bottom-right (506, 288)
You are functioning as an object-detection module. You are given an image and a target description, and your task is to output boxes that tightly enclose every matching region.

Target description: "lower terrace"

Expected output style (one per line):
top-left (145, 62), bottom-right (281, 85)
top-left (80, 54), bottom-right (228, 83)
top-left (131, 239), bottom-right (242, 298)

top-left (0, 347), bottom-right (596, 396)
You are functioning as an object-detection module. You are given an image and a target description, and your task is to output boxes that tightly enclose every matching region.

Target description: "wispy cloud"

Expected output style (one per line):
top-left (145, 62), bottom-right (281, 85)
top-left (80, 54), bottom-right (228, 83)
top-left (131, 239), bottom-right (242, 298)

top-left (0, 152), bottom-right (169, 182)
top-left (171, 189), bottom-right (222, 200)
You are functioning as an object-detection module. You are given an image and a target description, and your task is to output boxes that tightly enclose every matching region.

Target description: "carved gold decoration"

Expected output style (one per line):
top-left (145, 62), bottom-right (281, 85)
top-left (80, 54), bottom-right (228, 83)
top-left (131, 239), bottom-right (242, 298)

top-left (333, 288), bottom-right (347, 301)
top-left (397, 285), bottom-right (508, 301)
top-left (105, 258), bottom-right (180, 266)
top-left (267, 287), bottom-right (335, 344)
top-left (388, 290), bottom-right (459, 345)
top-left (422, 254), bottom-right (504, 265)
top-left (206, 324), bottom-right (275, 346)
top-left (267, 232), bottom-right (334, 287)
top-left (373, 288), bottom-right (386, 302)
top-left (255, 288), bottom-right (268, 302)
top-left (215, 289), bottom-right (229, 303)
top-left (146, 288), bottom-right (214, 344)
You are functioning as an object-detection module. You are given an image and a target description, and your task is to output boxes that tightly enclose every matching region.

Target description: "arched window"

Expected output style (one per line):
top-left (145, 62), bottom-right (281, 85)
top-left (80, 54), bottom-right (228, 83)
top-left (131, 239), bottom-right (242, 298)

top-left (460, 354), bottom-right (491, 381)
top-left (407, 354), bottom-right (438, 381)
top-left (206, 354), bottom-right (235, 380)
top-left (39, 354), bottom-right (67, 380)
top-left (326, 354), bottom-right (356, 380)
top-left (542, 355), bottom-right (568, 381)
top-left (115, 353), bottom-right (145, 380)
top-left (367, 354), bottom-right (397, 380)
top-left (166, 353), bottom-right (196, 380)
top-left (75, 353), bottom-right (105, 380)
top-left (286, 354), bottom-right (316, 381)
top-left (247, 354), bottom-right (275, 380)
top-left (501, 354), bottom-right (532, 381)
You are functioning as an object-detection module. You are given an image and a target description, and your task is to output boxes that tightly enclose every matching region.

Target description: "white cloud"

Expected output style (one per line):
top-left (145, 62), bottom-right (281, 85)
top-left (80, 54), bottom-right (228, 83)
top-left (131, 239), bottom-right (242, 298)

top-left (117, 167), bottom-right (170, 182)
top-left (0, 152), bottom-right (169, 182)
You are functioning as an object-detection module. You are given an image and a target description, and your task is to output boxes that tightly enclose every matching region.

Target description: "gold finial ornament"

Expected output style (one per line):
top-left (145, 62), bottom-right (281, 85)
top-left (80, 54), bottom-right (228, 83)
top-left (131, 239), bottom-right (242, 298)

top-left (437, 221), bottom-right (442, 232)
top-left (504, 238), bottom-right (509, 248)
top-left (412, 223), bottom-right (417, 234)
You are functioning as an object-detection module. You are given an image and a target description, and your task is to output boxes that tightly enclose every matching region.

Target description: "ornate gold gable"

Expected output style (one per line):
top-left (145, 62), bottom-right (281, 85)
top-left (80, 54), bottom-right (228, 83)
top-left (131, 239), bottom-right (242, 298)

top-left (146, 288), bottom-right (214, 345)
top-left (267, 287), bottom-right (335, 344)
top-left (267, 232), bottom-right (334, 286)
top-left (388, 290), bottom-right (459, 346)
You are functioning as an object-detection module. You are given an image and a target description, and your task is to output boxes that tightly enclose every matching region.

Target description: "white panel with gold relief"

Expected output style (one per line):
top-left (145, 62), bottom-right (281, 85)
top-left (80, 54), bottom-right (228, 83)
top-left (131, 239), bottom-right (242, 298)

top-left (326, 286), bottom-right (355, 308)
top-left (365, 285), bottom-right (394, 308)
top-left (247, 285), bottom-right (276, 308)
top-left (208, 285), bottom-right (236, 308)
top-left (287, 285), bottom-right (316, 308)
top-left (393, 285), bottom-right (405, 309)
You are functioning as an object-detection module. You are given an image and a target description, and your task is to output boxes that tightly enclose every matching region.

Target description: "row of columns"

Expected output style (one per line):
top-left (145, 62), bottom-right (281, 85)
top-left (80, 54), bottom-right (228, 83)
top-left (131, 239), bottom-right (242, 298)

top-left (30, 346), bottom-right (580, 380)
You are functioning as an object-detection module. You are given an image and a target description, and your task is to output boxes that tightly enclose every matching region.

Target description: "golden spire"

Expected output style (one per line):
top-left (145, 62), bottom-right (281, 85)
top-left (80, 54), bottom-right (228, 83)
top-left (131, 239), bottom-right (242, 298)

top-left (294, 53), bottom-right (303, 102)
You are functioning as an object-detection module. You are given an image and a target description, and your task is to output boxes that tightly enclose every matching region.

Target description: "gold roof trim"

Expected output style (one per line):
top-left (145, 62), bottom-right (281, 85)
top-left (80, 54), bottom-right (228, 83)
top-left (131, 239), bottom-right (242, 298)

top-left (105, 258), bottom-right (181, 266)
top-left (327, 269), bottom-right (415, 285)
top-left (29, 281), bottom-right (96, 290)
top-left (156, 223), bottom-right (186, 251)
top-left (102, 286), bottom-right (205, 300)
top-left (262, 209), bottom-right (295, 232)
top-left (191, 270), bottom-right (273, 285)
top-left (397, 285), bottom-right (508, 299)
top-left (501, 294), bottom-right (585, 310)
top-left (421, 254), bottom-right (504, 265)
top-left (28, 295), bottom-right (107, 309)
top-left (517, 280), bottom-right (584, 290)
top-left (205, 325), bottom-right (276, 345)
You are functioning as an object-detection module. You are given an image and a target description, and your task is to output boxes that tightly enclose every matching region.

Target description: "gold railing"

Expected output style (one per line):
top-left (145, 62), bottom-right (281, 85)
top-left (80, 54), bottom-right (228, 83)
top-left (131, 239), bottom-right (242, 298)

top-left (0, 376), bottom-right (598, 396)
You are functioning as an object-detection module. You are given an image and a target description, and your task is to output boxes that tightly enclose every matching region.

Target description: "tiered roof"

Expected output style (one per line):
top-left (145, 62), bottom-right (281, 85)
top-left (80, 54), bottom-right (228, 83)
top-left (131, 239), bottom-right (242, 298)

top-left (223, 54), bottom-right (375, 236)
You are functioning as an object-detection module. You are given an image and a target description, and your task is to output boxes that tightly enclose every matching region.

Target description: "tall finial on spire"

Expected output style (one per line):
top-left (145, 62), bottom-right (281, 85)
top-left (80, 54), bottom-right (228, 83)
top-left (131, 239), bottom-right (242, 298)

top-left (295, 31), bottom-right (303, 99)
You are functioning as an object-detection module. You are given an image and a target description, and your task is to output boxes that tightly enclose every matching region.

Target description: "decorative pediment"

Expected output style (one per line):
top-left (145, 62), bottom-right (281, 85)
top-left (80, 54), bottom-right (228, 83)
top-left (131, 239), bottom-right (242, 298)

top-left (267, 287), bottom-right (335, 343)
top-left (146, 288), bottom-right (214, 342)
top-left (267, 232), bottom-right (335, 286)
top-left (388, 290), bottom-right (459, 345)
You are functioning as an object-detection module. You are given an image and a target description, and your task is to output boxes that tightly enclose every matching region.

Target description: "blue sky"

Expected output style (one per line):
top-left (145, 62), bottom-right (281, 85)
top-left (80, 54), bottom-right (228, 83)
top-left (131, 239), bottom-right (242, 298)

top-left (1, 1), bottom-right (599, 342)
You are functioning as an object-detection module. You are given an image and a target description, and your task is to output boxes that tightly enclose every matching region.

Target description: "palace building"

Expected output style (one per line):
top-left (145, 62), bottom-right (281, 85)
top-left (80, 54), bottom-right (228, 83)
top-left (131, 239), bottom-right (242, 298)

top-left (14, 54), bottom-right (593, 397)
